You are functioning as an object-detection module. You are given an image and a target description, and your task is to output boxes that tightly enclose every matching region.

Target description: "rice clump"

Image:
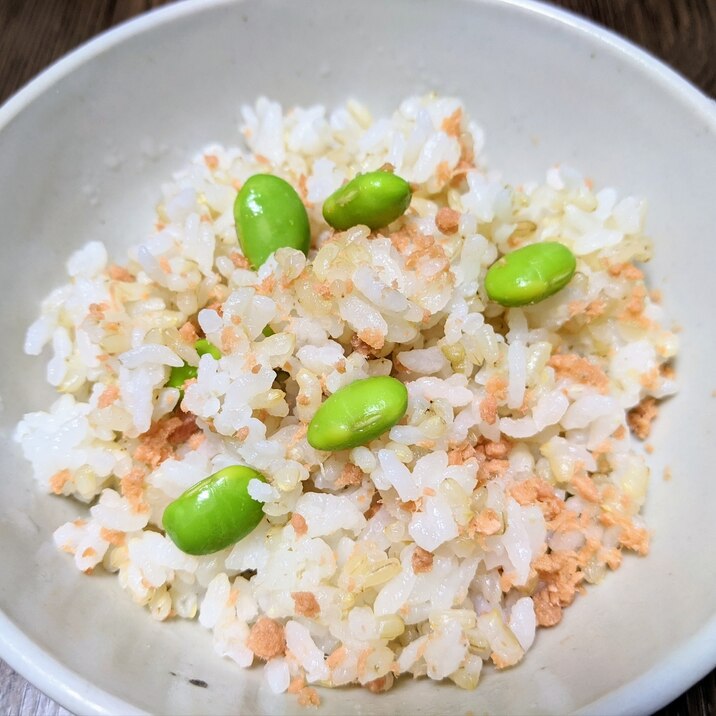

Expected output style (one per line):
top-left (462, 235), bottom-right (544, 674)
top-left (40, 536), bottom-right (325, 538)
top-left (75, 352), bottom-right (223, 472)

top-left (15, 95), bottom-right (678, 700)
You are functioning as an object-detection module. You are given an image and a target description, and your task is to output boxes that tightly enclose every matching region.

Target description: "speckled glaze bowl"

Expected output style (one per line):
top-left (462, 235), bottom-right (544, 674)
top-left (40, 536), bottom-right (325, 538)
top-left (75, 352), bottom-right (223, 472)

top-left (0, 1), bottom-right (714, 713)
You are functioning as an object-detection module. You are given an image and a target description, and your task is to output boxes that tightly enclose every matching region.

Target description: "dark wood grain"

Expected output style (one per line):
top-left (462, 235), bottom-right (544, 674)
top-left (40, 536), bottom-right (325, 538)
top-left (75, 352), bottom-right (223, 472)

top-left (550, 0), bottom-right (716, 97)
top-left (0, 1), bottom-right (714, 714)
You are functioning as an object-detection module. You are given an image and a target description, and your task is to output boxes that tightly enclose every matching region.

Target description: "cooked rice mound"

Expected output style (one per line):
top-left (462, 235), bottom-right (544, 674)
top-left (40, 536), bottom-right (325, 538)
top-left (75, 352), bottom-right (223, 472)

top-left (15, 95), bottom-right (678, 697)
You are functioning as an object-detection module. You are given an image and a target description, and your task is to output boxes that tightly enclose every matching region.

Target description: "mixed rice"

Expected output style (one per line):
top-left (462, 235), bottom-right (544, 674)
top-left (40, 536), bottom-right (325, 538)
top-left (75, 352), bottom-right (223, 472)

top-left (15, 95), bottom-right (678, 700)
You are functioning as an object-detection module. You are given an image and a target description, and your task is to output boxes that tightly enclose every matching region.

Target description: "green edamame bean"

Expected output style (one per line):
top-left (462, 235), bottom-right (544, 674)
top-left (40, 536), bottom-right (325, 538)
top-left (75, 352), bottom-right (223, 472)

top-left (167, 362), bottom-right (197, 390)
top-left (234, 174), bottom-right (310, 269)
top-left (322, 171), bottom-right (412, 231)
top-left (195, 338), bottom-right (221, 360)
top-left (307, 376), bottom-right (408, 451)
top-left (484, 241), bottom-right (577, 307)
top-left (162, 465), bottom-right (266, 555)
top-left (167, 339), bottom-right (221, 393)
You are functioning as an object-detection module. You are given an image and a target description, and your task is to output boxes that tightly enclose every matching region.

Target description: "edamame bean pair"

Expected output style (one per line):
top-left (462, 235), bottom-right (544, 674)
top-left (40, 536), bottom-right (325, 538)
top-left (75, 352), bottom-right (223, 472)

top-left (163, 375), bottom-right (408, 555)
top-left (234, 170), bottom-right (413, 268)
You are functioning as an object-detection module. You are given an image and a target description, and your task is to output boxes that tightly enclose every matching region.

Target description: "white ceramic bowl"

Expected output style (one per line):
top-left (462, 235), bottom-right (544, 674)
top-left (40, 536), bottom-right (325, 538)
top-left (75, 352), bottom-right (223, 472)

top-left (1, 1), bottom-right (714, 713)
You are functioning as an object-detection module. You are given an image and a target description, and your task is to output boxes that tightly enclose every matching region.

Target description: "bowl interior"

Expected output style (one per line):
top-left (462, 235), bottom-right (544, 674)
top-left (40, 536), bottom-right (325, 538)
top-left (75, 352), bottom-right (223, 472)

top-left (0, 0), bottom-right (714, 714)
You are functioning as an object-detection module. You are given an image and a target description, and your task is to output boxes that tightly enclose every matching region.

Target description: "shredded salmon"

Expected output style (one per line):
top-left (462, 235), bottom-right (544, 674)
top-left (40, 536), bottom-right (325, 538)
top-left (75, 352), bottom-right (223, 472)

top-left (388, 229), bottom-right (412, 255)
top-left (398, 498), bottom-right (422, 513)
top-left (120, 467), bottom-right (146, 512)
top-left (496, 570), bottom-right (512, 593)
top-left (49, 469), bottom-right (71, 495)
top-left (297, 687), bottom-right (320, 707)
top-left (107, 264), bottom-right (134, 282)
top-left (548, 353), bottom-right (609, 393)
top-left (297, 174), bottom-right (312, 205)
top-left (435, 207), bottom-right (461, 235)
top-left (436, 161), bottom-right (452, 185)
top-left (627, 397), bottom-right (658, 440)
top-left (485, 375), bottom-right (508, 401)
top-left (356, 648), bottom-right (371, 679)
top-left (404, 241), bottom-right (448, 275)
top-left (388, 224), bottom-right (437, 259)
top-left (449, 159), bottom-right (475, 187)
top-left (97, 385), bottom-right (119, 409)
top-left (440, 108), bottom-right (463, 137)
top-left (326, 645), bottom-right (347, 670)
top-left (100, 527), bottom-right (126, 546)
top-left (411, 547), bottom-right (434, 574)
top-left (88, 302), bottom-right (109, 320)
top-left (357, 328), bottom-right (385, 351)
top-left (336, 463), bottom-right (363, 488)
top-left (619, 283), bottom-right (648, 323)
top-left (606, 261), bottom-right (644, 281)
top-left (447, 441), bottom-right (478, 466)
top-left (287, 676), bottom-right (306, 694)
top-left (572, 473), bottom-right (600, 503)
top-left (229, 252), bottom-right (250, 269)
top-left (178, 321), bottom-right (199, 344)
top-left (314, 281), bottom-right (333, 300)
top-left (533, 550), bottom-right (583, 610)
top-left (256, 275), bottom-right (276, 296)
top-left (568, 301), bottom-right (586, 319)
top-left (292, 591), bottom-right (321, 618)
top-left (484, 440), bottom-right (510, 459)
top-left (205, 299), bottom-right (224, 317)
top-left (600, 512), bottom-right (650, 555)
top-left (547, 506), bottom-right (581, 534)
top-left (204, 154), bottom-right (219, 170)
top-left (585, 298), bottom-right (608, 318)
top-left (510, 477), bottom-right (565, 521)
top-left (478, 458), bottom-right (509, 481)
top-left (469, 508), bottom-right (502, 536)
top-left (364, 674), bottom-right (394, 693)
top-left (533, 588), bottom-right (563, 627)
top-left (187, 431), bottom-right (206, 453)
top-left (350, 333), bottom-right (377, 357)
top-left (247, 617), bottom-right (286, 660)
top-left (568, 298), bottom-right (607, 322)
top-left (220, 326), bottom-right (239, 354)
top-left (489, 653), bottom-right (513, 670)
top-left (134, 413), bottom-right (198, 469)
top-left (479, 394), bottom-right (498, 425)
top-left (291, 513), bottom-right (308, 537)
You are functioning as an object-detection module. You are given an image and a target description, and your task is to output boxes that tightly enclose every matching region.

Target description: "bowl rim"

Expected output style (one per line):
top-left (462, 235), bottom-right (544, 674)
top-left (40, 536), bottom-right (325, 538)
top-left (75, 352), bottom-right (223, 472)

top-left (0, 0), bottom-right (714, 714)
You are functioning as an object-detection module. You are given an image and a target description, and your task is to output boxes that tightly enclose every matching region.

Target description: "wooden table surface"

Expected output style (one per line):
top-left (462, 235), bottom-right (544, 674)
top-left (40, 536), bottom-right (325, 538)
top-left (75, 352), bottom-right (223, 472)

top-left (0, 0), bottom-right (714, 714)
